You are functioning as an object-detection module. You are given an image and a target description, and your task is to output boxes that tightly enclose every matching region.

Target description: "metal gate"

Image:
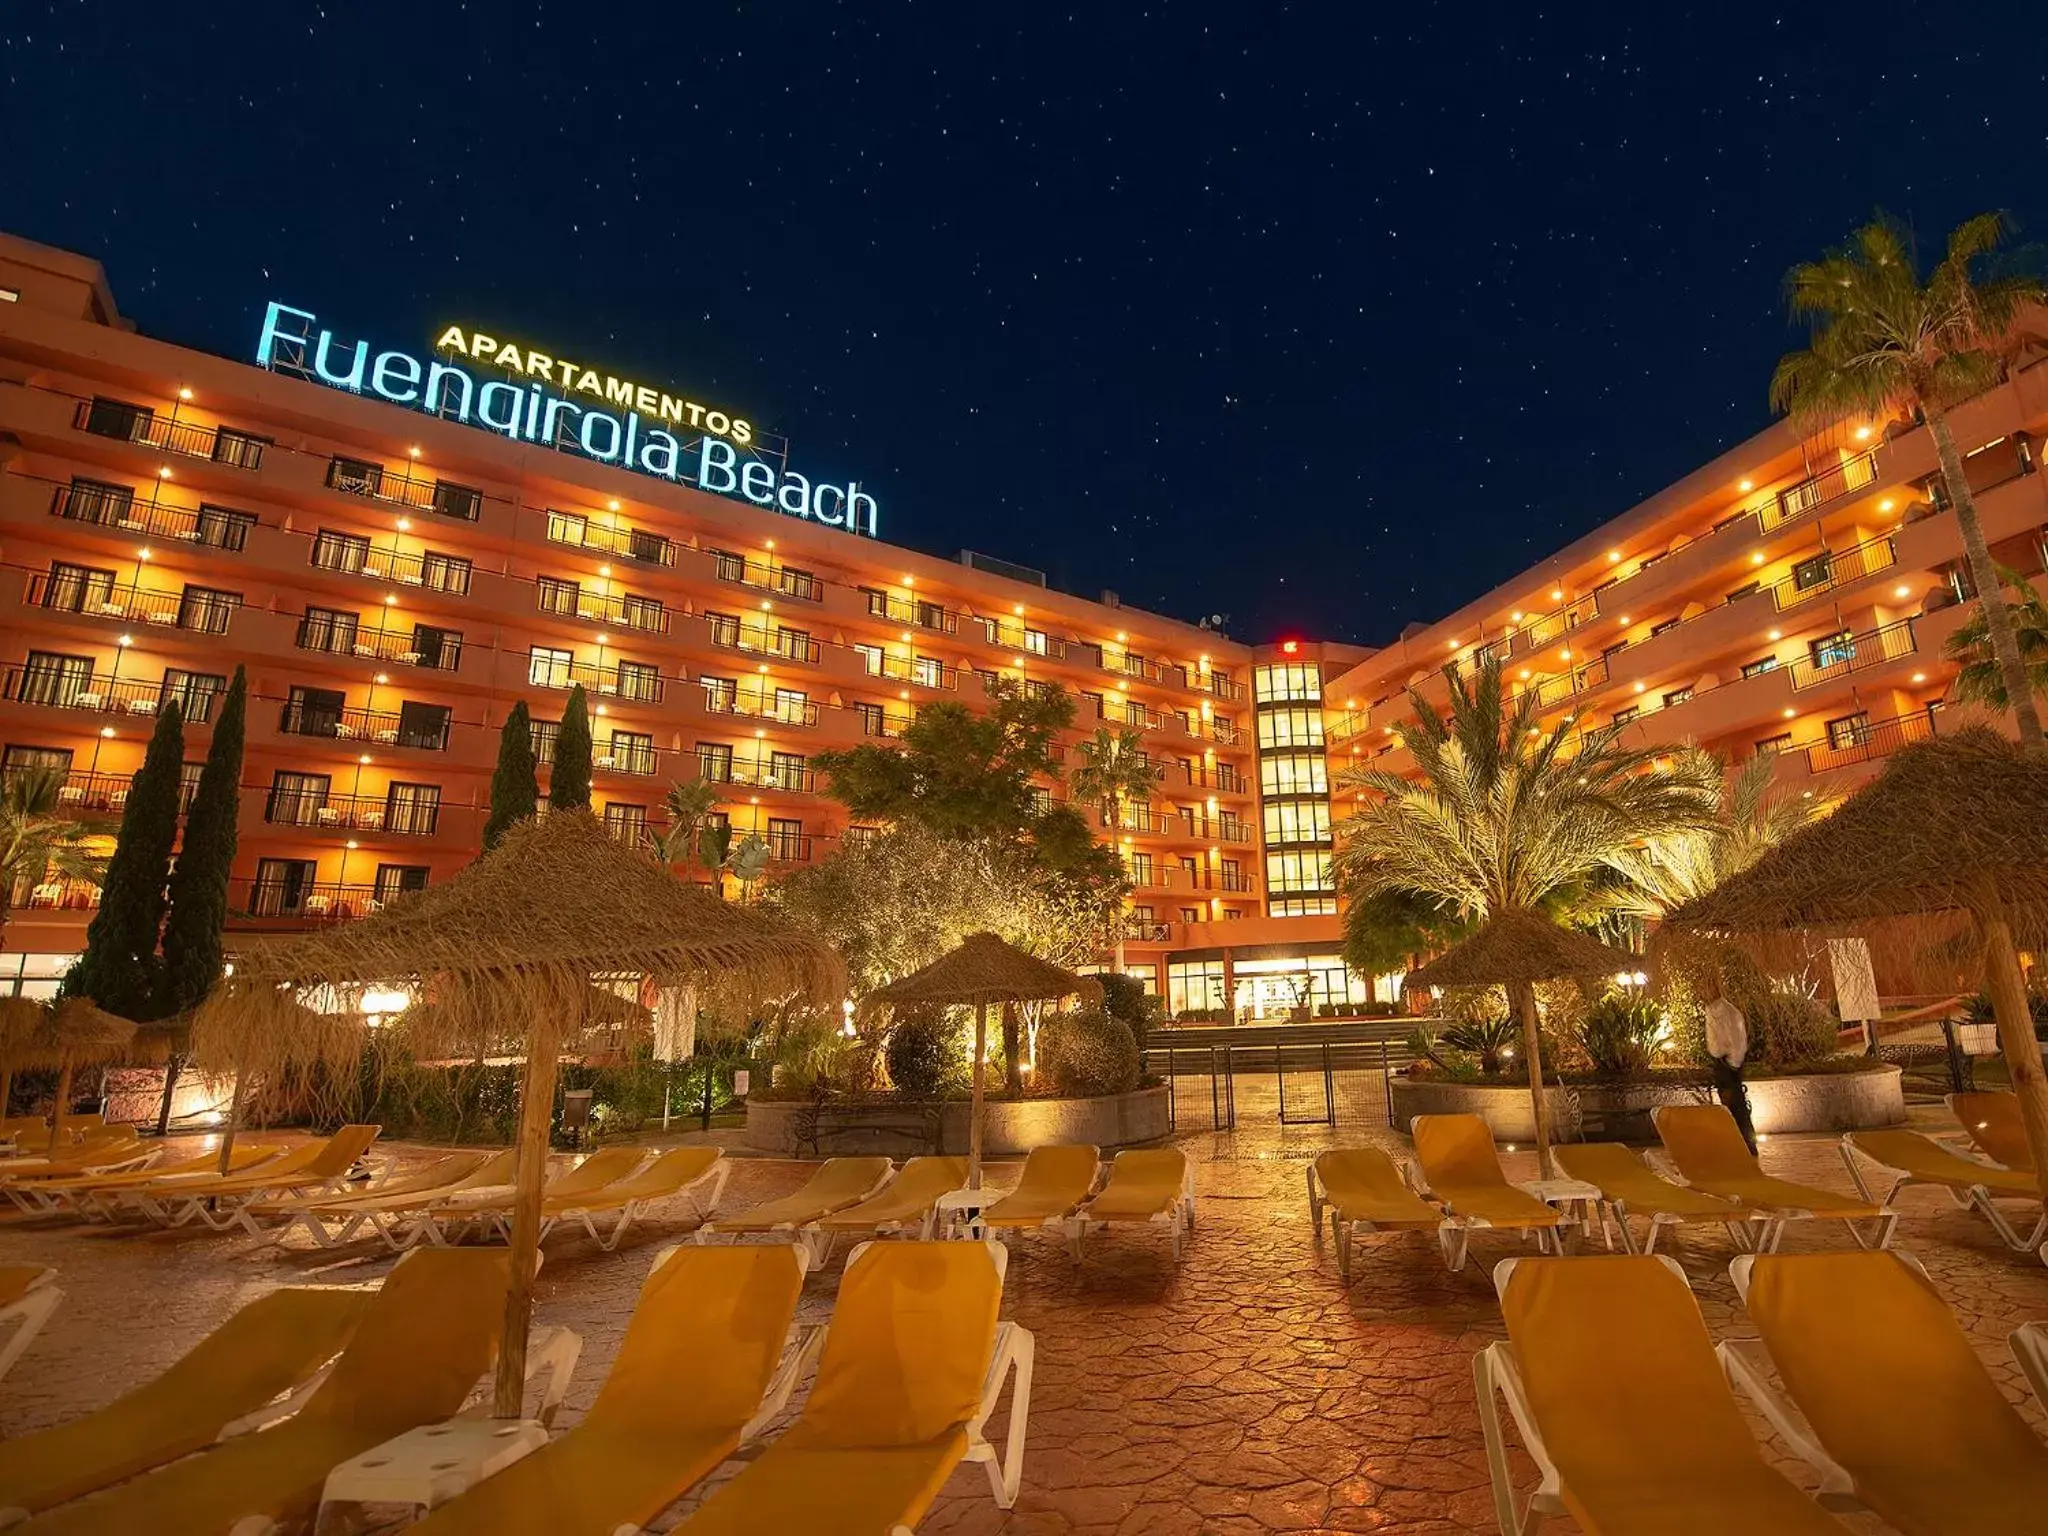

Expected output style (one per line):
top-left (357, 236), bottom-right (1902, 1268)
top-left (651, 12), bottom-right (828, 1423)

top-left (1142, 1021), bottom-right (1415, 1132)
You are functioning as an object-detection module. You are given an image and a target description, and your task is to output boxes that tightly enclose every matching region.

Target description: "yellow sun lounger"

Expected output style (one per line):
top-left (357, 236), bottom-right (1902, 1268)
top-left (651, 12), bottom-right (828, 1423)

top-left (126, 1125), bottom-right (384, 1235)
top-left (1722, 1250), bottom-right (2048, 1534)
top-left (11, 1248), bottom-right (511, 1536)
top-left (0, 1265), bottom-right (60, 1389)
top-left (1949, 1090), bottom-right (2036, 1171)
top-left (1840, 1127), bottom-right (2045, 1252)
top-left (1410, 1114), bottom-right (1568, 1272)
top-left (526, 1146), bottom-right (729, 1251)
top-left (13, 1143), bottom-right (287, 1218)
top-left (262, 1150), bottom-right (501, 1247)
top-left (1067, 1148), bottom-right (1194, 1262)
top-left (1654, 1104), bottom-right (1896, 1252)
top-left (0, 1285), bottom-right (370, 1522)
top-left (980, 1144), bottom-right (1100, 1234)
top-left (680, 1240), bottom-right (1034, 1534)
top-left (697, 1156), bottom-right (895, 1243)
top-left (396, 1244), bottom-right (814, 1536)
top-left (1306, 1148), bottom-right (1441, 1281)
top-left (1555, 1142), bottom-right (1765, 1256)
top-left (0, 1116), bottom-right (47, 1151)
top-left (0, 1128), bottom-right (145, 1188)
top-left (812, 1155), bottom-right (969, 1250)
top-left (403, 1146), bottom-right (647, 1248)
top-left (1476, 1255), bottom-right (1845, 1536)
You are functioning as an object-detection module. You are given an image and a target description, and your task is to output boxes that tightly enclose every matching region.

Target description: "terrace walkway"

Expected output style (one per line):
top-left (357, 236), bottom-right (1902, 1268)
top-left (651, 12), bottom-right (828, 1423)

top-left (2, 1115), bottom-right (2042, 1534)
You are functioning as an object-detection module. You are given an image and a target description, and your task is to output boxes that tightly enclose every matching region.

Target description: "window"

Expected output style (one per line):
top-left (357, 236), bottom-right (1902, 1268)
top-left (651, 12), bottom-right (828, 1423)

top-left (774, 688), bottom-right (810, 724)
top-left (160, 670), bottom-right (226, 724)
top-left (266, 770), bottom-right (331, 826)
top-left (546, 509), bottom-right (588, 546)
top-left (1725, 581), bottom-right (1761, 604)
top-left (854, 643), bottom-right (883, 676)
top-left (210, 427), bottom-right (269, 470)
top-left (619, 594), bottom-right (664, 631)
top-left (395, 700), bottom-right (452, 750)
top-left (603, 803), bottom-right (649, 844)
top-left (608, 731), bottom-right (656, 775)
top-left (281, 686), bottom-right (346, 737)
top-left (420, 552), bottom-right (472, 594)
top-left (1649, 618), bottom-right (1681, 637)
top-left (1792, 551), bottom-right (1834, 591)
top-left (1741, 655), bottom-right (1781, 679)
top-left (915, 600), bottom-right (949, 631)
top-left (383, 783), bottom-right (442, 836)
top-left (1826, 712), bottom-right (1872, 751)
top-left (700, 675), bottom-right (738, 712)
top-left (1948, 565), bottom-right (1978, 602)
top-left (328, 456), bottom-right (384, 496)
top-left (194, 504), bottom-right (256, 551)
top-left (297, 607), bottom-right (360, 653)
top-left (3, 747), bottom-right (73, 786)
top-left (1810, 630), bottom-right (1856, 669)
top-left (536, 577), bottom-right (579, 616)
top-left (1754, 732), bottom-right (1794, 757)
top-left (410, 624), bottom-right (462, 671)
top-left (312, 530), bottom-right (372, 573)
top-left (854, 701), bottom-right (885, 735)
top-left (696, 742), bottom-right (735, 782)
top-left (773, 626), bottom-right (814, 661)
top-left (529, 646), bottom-right (574, 688)
top-left (529, 718), bottom-right (560, 766)
top-left (177, 585), bottom-right (241, 634)
top-left (176, 762), bottom-right (203, 814)
top-left (860, 586), bottom-right (888, 616)
top-left (1253, 663), bottom-right (1323, 703)
top-left (83, 396), bottom-right (152, 441)
top-left (844, 824), bottom-right (880, 852)
top-left (40, 562), bottom-right (116, 613)
top-left (249, 858), bottom-right (319, 916)
top-left (1023, 627), bottom-right (1048, 655)
top-left (1262, 800), bottom-right (1332, 846)
top-left (431, 480), bottom-right (482, 521)
top-left (769, 751), bottom-right (807, 790)
top-left (714, 550), bottom-right (746, 583)
top-left (1179, 907), bottom-right (1202, 925)
top-left (57, 477), bottom-right (136, 527)
top-left (1259, 752), bottom-right (1328, 797)
top-left (627, 528), bottom-right (672, 565)
top-left (775, 566), bottom-right (819, 600)
top-left (15, 653), bottom-right (93, 707)
top-left (1610, 705), bottom-right (1639, 726)
top-left (1125, 851), bottom-right (1154, 885)
top-left (1661, 686), bottom-right (1694, 708)
top-left (911, 655), bottom-right (944, 689)
top-left (1264, 849), bottom-right (1334, 895)
top-left (705, 611), bottom-right (742, 648)
top-left (615, 661), bottom-right (661, 702)
top-left (1255, 707), bottom-right (1324, 750)
top-left (766, 818), bottom-right (805, 860)
top-left (373, 865), bottom-right (430, 904)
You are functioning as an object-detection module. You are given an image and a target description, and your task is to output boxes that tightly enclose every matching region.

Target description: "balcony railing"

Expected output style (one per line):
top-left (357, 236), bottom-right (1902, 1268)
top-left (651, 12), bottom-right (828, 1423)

top-left (1788, 619), bottom-right (1918, 692)
top-left (543, 514), bottom-right (677, 566)
top-left (708, 625), bottom-right (820, 664)
top-left (973, 619), bottom-right (1067, 659)
top-left (1771, 534), bottom-right (1897, 610)
top-left (703, 688), bottom-right (819, 727)
top-left (21, 876), bottom-right (101, 912)
top-left (49, 483), bottom-right (255, 550)
top-left (704, 757), bottom-right (818, 793)
top-left (28, 575), bottom-right (239, 635)
top-left (74, 400), bottom-right (267, 469)
top-left (1205, 672), bottom-right (1245, 702)
top-left (326, 460), bottom-right (483, 521)
top-left (1514, 656), bottom-right (1611, 712)
top-left (861, 653), bottom-right (958, 690)
top-left (714, 553), bottom-right (822, 602)
top-left (1805, 708), bottom-right (1940, 774)
top-left (764, 831), bottom-right (815, 863)
top-left (263, 789), bottom-right (443, 836)
top-left (1761, 450), bottom-right (1881, 531)
top-left (595, 744), bottom-right (660, 777)
top-left (295, 620), bottom-right (464, 673)
top-left (52, 771), bottom-right (132, 813)
top-left (537, 588), bottom-right (669, 634)
top-left (277, 701), bottom-right (450, 751)
top-left (527, 659), bottom-right (664, 702)
top-left (864, 592), bottom-right (956, 632)
top-left (1, 668), bottom-right (215, 721)
top-left (236, 879), bottom-right (385, 921)
top-left (311, 543), bottom-right (473, 596)
top-left (1186, 764), bottom-right (1250, 794)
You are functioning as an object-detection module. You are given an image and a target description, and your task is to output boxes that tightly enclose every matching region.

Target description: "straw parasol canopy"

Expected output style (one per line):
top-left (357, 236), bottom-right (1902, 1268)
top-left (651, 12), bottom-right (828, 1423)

top-left (190, 810), bottom-right (844, 1415)
top-left (1662, 728), bottom-right (2048, 1186)
top-left (862, 932), bottom-right (1098, 1190)
top-left (1403, 907), bottom-right (1639, 1177)
top-left (0, 997), bottom-right (137, 1152)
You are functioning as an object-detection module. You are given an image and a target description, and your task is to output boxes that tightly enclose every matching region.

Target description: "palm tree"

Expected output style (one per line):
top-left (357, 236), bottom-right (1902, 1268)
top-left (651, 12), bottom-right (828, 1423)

top-left (1334, 654), bottom-right (1719, 1155)
top-left (652, 779), bottom-right (723, 871)
top-left (1943, 566), bottom-right (2048, 711)
top-left (1068, 725), bottom-right (1158, 972)
top-left (0, 767), bottom-right (107, 952)
top-left (1771, 212), bottom-right (2048, 746)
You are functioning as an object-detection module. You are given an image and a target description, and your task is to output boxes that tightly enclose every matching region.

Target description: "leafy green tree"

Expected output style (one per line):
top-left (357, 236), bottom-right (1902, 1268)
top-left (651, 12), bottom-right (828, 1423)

top-left (1341, 888), bottom-right (1473, 980)
top-left (1068, 725), bottom-right (1159, 972)
top-left (548, 685), bottom-right (594, 811)
top-left (1944, 566), bottom-right (2048, 711)
top-left (0, 766), bottom-right (106, 954)
top-left (66, 701), bottom-right (185, 1020)
top-left (157, 667), bottom-right (246, 1132)
top-left (481, 701), bottom-right (538, 851)
top-left (1772, 211), bottom-right (2048, 746)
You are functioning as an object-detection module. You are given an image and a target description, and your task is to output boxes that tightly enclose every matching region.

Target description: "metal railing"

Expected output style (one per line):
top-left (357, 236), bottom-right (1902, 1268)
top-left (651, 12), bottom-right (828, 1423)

top-left (262, 790), bottom-right (443, 836)
top-left (708, 625), bottom-right (820, 664)
top-left (1787, 618), bottom-right (1918, 692)
top-left (277, 701), bottom-right (451, 750)
top-left (860, 652), bottom-right (959, 690)
top-left (536, 588), bottom-right (669, 634)
top-left (526, 658), bottom-right (662, 701)
top-left (27, 574), bottom-right (239, 634)
top-left (1, 667), bottom-right (214, 721)
top-left (1805, 708), bottom-right (1940, 773)
top-left (74, 400), bottom-right (267, 468)
top-left (1761, 450), bottom-right (1881, 531)
top-left (864, 591), bottom-right (956, 631)
top-left (715, 554), bottom-right (822, 602)
top-left (325, 461), bottom-right (483, 521)
top-left (236, 879), bottom-right (386, 921)
top-left (543, 514), bottom-right (677, 566)
top-left (296, 620), bottom-right (464, 673)
top-left (702, 688), bottom-right (819, 727)
top-left (1771, 533), bottom-right (1897, 611)
top-left (48, 483), bottom-right (255, 550)
top-left (312, 542), bottom-right (473, 596)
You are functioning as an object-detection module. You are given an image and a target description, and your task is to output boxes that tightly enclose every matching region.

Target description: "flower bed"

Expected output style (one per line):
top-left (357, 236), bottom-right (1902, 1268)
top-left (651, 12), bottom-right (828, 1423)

top-left (1388, 1063), bottom-right (1905, 1142)
top-left (744, 1084), bottom-right (1171, 1158)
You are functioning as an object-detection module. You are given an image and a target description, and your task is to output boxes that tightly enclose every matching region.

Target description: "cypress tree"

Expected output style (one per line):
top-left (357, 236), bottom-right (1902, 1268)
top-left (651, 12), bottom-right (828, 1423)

top-left (481, 700), bottom-right (539, 851)
top-left (549, 685), bottom-right (594, 812)
top-left (67, 699), bottom-right (184, 1019)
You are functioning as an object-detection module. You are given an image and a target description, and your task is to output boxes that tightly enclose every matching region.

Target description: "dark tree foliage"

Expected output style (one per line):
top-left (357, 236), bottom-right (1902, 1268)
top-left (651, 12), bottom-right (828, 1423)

top-left (67, 700), bottom-right (183, 1019)
top-left (1341, 888), bottom-right (1473, 977)
top-left (161, 666), bottom-right (245, 1013)
top-left (482, 701), bottom-right (539, 851)
top-left (548, 686), bottom-right (594, 812)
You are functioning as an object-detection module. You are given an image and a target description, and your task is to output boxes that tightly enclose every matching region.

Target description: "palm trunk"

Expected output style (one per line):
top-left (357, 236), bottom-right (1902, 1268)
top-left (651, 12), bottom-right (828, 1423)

top-left (1929, 408), bottom-right (2046, 747)
top-left (1110, 793), bottom-right (1127, 974)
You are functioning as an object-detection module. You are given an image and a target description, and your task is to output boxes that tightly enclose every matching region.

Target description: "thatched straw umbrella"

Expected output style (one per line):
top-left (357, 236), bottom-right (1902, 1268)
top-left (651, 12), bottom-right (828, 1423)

top-left (1404, 907), bottom-right (1639, 1177)
top-left (189, 811), bottom-right (842, 1416)
top-left (862, 932), bottom-right (1097, 1190)
top-left (0, 996), bottom-right (43, 1122)
top-left (1662, 728), bottom-right (2048, 1182)
top-left (12, 998), bottom-right (138, 1152)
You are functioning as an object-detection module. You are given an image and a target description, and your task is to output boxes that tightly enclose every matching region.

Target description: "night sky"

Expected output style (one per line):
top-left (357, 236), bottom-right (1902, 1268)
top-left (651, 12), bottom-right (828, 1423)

top-left (6, 4), bottom-right (2046, 647)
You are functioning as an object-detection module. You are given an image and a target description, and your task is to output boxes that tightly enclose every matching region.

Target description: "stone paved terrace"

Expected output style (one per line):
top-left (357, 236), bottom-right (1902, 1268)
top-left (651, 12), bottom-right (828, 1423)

top-left (2, 1112), bottom-right (2045, 1534)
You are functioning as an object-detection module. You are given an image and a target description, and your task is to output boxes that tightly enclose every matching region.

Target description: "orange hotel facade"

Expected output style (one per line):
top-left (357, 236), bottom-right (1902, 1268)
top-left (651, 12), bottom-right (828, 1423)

top-left (1, 230), bottom-right (2044, 1021)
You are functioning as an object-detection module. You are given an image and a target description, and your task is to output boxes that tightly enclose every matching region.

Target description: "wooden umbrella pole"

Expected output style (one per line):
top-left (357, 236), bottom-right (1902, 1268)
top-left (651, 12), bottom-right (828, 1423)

top-left (47, 1062), bottom-right (72, 1154)
top-left (495, 1014), bottom-right (561, 1419)
top-left (968, 1000), bottom-right (987, 1192)
top-left (215, 1069), bottom-right (246, 1174)
top-left (1511, 979), bottom-right (1555, 1178)
top-left (1978, 906), bottom-right (2048, 1182)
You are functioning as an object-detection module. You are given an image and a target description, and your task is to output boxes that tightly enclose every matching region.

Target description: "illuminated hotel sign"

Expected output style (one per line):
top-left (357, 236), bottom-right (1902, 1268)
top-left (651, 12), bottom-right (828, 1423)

top-left (255, 302), bottom-right (878, 536)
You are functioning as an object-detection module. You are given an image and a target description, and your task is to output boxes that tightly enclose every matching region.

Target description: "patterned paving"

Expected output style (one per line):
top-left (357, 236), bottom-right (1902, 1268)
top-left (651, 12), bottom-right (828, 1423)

top-left (2, 1113), bottom-right (2044, 1534)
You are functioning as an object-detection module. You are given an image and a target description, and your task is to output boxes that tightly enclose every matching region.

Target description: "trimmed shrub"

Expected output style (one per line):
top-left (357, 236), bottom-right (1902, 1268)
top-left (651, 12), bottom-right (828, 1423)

top-left (1748, 989), bottom-right (1840, 1068)
top-left (1097, 972), bottom-right (1154, 1050)
top-left (886, 1005), bottom-right (965, 1100)
top-left (1578, 994), bottom-right (1669, 1077)
top-left (1037, 1005), bottom-right (1140, 1097)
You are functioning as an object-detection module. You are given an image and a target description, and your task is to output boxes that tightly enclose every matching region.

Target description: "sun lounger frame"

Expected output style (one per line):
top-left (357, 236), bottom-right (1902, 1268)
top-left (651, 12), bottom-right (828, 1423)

top-left (0, 1269), bottom-right (60, 1389)
top-left (1838, 1131), bottom-right (2047, 1253)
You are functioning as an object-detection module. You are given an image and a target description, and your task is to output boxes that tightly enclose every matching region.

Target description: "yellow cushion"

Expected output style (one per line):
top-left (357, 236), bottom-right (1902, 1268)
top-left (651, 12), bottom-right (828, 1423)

top-left (407, 1245), bottom-right (806, 1536)
top-left (1748, 1251), bottom-right (2048, 1536)
top-left (1850, 1129), bottom-right (2040, 1198)
top-left (1658, 1105), bottom-right (1881, 1218)
top-left (817, 1157), bottom-right (967, 1231)
top-left (0, 1287), bottom-right (369, 1517)
top-left (709, 1157), bottom-right (892, 1233)
top-left (1082, 1149), bottom-right (1185, 1222)
top-left (1555, 1143), bottom-right (1747, 1220)
top-left (1313, 1148), bottom-right (1439, 1230)
top-left (545, 1147), bottom-right (720, 1215)
top-left (679, 1434), bottom-right (967, 1535)
top-left (981, 1144), bottom-right (1098, 1226)
top-left (35, 1143), bottom-right (284, 1194)
top-left (1412, 1116), bottom-right (1560, 1229)
top-left (1952, 1091), bottom-right (2035, 1172)
top-left (1503, 1256), bottom-right (1840, 1535)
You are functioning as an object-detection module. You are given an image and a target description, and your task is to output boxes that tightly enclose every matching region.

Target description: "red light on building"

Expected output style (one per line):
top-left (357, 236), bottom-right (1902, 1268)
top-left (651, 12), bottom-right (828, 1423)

top-left (1280, 639), bottom-right (1300, 655)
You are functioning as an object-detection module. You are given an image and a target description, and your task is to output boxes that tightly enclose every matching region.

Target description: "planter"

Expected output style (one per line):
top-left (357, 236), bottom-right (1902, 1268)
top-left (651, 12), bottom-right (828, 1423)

top-left (744, 1085), bottom-right (1171, 1158)
top-left (1389, 1066), bottom-right (1906, 1143)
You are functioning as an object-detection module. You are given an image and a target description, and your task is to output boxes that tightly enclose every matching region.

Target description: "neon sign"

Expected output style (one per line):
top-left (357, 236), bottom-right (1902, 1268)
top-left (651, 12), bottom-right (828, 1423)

top-left (255, 302), bottom-right (877, 536)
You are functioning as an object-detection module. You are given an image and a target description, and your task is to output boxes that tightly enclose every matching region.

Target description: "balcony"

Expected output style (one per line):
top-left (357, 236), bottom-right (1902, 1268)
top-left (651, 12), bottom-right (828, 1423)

top-left (277, 701), bottom-right (451, 751)
top-left (702, 757), bottom-right (818, 793)
top-left (1099, 698), bottom-right (1163, 730)
top-left (1787, 619), bottom-right (1918, 692)
top-left (263, 789), bottom-right (443, 836)
top-left (74, 399), bottom-right (268, 470)
top-left (538, 588), bottom-right (669, 635)
top-left (1, 668), bottom-right (215, 722)
top-left (48, 482), bottom-right (255, 551)
top-left (714, 552), bottom-right (822, 602)
top-left (595, 743), bottom-right (659, 777)
top-left (859, 653), bottom-right (959, 691)
top-left (52, 771), bottom-right (133, 813)
top-left (764, 830), bottom-right (816, 863)
top-left (21, 876), bottom-right (100, 913)
top-left (1771, 534), bottom-right (1897, 611)
top-left (235, 879), bottom-right (384, 922)
top-left (1186, 763), bottom-right (1250, 794)
top-left (709, 623), bottom-right (821, 665)
top-left (703, 687), bottom-right (819, 727)
top-left (1760, 450), bottom-right (1881, 532)
top-left (1804, 708), bottom-right (1940, 774)
top-left (528, 658), bottom-right (664, 703)
top-left (864, 591), bottom-right (956, 632)
top-left (1513, 656), bottom-right (1611, 712)
top-left (326, 459), bottom-right (483, 522)
top-left (28, 575), bottom-right (240, 635)
top-left (973, 619), bottom-right (1066, 659)
top-left (1205, 672), bottom-right (1246, 703)
top-left (295, 619), bottom-right (464, 673)
top-left (543, 512), bottom-right (677, 567)
top-left (311, 542), bottom-right (473, 597)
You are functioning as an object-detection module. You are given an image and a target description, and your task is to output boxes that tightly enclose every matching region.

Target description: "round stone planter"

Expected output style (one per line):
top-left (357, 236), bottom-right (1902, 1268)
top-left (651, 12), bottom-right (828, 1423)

top-left (743, 1084), bottom-right (1172, 1158)
top-left (1388, 1066), bottom-right (1905, 1143)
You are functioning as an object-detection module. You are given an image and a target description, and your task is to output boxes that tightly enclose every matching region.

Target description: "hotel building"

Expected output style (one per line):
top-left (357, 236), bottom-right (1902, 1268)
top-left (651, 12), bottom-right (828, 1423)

top-left (2, 230), bottom-right (2043, 1020)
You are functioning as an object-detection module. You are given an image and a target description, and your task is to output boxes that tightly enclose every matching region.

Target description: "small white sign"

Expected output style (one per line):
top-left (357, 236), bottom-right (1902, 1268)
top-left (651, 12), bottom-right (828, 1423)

top-left (732, 1069), bottom-right (751, 1098)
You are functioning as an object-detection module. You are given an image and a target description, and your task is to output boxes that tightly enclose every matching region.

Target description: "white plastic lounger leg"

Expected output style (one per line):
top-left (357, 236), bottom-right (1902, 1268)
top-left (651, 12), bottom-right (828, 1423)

top-left (1847, 1210), bottom-right (1899, 1251)
top-left (0, 1282), bottom-right (61, 1386)
top-left (1968, 1188), bottom-right (2048, 1252)
top-left (965, 1321), bottom-right (1036, 1509)
top-left (1473, 1342), bottom-right (1561, 1536)
top-left (688, 1161), bottom-right (731, 1221)
top-left (1305, 1164), bottom-right (1323, 1228)
top-left (1716, 1339), bottom-right (1859, 1510)
top-left (2011, 1321), bottom-right (2048, 1409)
top-left (1438, 1218), bottom-right (1472, 1273)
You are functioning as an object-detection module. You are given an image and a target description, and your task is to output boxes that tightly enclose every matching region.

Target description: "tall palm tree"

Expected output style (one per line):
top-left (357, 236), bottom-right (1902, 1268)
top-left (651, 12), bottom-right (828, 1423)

top-left (0, 766), bottom-right (107, 951)
top-left (652, 778), bottom-right (724, 881)
top-left (1771, 212), bottom-right (2048, 746)
top-left (1068, 725), bottom-right (1158, 972)
top-left (1943, 566), bottom-right (2048, 711)
top-left (1334, 654), bottom-right (1719, 1160)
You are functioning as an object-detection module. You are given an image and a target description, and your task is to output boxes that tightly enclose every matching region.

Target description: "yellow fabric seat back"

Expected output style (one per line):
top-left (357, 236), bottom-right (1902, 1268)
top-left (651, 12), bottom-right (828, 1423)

top-left (311, 1151), bottom-right (491, 1208)
top-left (1314, 1149), bottom-right (1438, 1226)
top-left (574, 1146), bottom-right (721, 1206)
top-left (1747, 1251), bottom-right (2048, 1535)
top-left (983, 1143), bottom-right (1098, 1222)
top-left (1655, 1104), bottom-right (1761, 1183)
top-left (301, 1124), bottom-right (381, 1178)
top-left (716, 1156), bottom-right (894, 1229)
top-left (1412, 1114), bottom-right (1512, 1191)
top-left (1952, 1091), bottom-right (2034, 1171)
top-left (1556, 1143), bottom-right (1743, 1217)
top-left (1085, 1149), bottom-right (1186, 1220)
top-left (790, 1241), bottom-right (1001, 1450)
top-left (539, 1146), bottom-right (645, 1202)
top-left (820, 1156), bottom-right (967, 1228)
top-left (1851, 1129), bottom-right (2040, 1196)
top-left (0, 1265), bottom-right (49, 1309)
